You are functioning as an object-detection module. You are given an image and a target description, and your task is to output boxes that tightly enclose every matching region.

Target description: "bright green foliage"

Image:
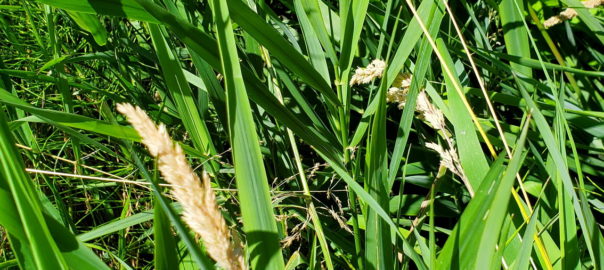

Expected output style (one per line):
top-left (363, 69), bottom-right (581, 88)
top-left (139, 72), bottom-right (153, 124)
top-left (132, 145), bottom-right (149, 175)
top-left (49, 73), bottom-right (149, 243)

top-left (0, 0), bottom-right (603, 269)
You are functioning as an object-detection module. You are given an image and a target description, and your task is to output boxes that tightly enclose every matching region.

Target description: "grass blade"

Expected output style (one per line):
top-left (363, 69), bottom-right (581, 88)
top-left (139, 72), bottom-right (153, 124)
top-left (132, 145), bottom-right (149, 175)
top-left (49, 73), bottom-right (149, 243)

top-left (0, 109), bottom-right (67, 269)
top-left (210, 0), bottom-right (285, 268)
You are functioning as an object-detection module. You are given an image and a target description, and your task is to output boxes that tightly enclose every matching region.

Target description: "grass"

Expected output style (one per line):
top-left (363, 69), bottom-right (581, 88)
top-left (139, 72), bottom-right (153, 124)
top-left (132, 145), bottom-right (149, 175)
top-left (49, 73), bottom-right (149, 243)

top-left (0, 0), bottom-right (603, 269)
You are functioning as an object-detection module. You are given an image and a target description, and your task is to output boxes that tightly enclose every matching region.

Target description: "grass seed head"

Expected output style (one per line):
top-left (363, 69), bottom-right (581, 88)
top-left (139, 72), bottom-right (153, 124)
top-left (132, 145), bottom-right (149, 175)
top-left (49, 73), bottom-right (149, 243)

top-left (350, 59), bottom-right (386, 86)
top-left (117, 103), bottom-right (246, 270)
top-left (543, 0), bottom-right (603, 29)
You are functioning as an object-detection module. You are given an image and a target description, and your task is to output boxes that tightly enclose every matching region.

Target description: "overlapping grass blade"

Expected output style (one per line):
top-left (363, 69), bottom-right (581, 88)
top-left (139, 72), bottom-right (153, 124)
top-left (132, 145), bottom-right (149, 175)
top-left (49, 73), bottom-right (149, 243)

top-left (0, 105), bottom-right (110, 269)
top-left (364, 70), bottom-right (392, 269)
top-left (148, 23), bottom-right (219, 172)
top-left (437, 39), bottom-right (489, 189)
top-left (210, 0), bottom-right (284, 268)
top-left (518, 80), bottom-right (604, 269)
top-left (436, 115), bottom-right (530, 269)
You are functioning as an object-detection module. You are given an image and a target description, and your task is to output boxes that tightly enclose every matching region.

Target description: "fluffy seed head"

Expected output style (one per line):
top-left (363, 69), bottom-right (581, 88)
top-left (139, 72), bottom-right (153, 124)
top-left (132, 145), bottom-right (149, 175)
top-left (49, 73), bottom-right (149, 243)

top-left (425, 142), bottom-right (462, 176)
top-left (543, 0), bottom-right (603, 29)
top-left (350, 59), bottom-right (386, 86)
top-left (386, 73), bottom-right (413, 109)
top-left (415, 91), bottom-right (446, 131)
top-left (117, 103), bottom-right (246, 270)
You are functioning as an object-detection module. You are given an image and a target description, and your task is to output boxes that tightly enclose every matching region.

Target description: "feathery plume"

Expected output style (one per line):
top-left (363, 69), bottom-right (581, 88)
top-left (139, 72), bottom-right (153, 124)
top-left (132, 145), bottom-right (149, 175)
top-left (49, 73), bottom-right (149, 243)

top-left (386, 87), bottom-right (408, 109)
top-left (392, 72), bottom-right (413, 89)
top-left (386, 73), bottom-right (413, 109)
top-left (117, 103), bottom-right (246, 270)
top-left (425, 142), bottom-right (462, 177)
top-left (415, 90), bottom-right (446, 131)
top-left (543, 0), bottom-right (604, 29)
top-left (425, 141), bottom-right (473, 196)
top-left (350, 59), bottom-right (386, 86)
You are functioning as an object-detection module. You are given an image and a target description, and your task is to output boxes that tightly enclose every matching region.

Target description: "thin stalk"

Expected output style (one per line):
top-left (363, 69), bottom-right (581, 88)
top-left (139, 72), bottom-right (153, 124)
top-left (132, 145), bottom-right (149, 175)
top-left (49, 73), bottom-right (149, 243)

top-left (440, 2), bottom-right (553, 268)
top-left (404, 0), bottom-right (497, 156)
top-left (526, 4), bottom-right (584, 106)
top-left (259, 46), bottom-right (334, 270)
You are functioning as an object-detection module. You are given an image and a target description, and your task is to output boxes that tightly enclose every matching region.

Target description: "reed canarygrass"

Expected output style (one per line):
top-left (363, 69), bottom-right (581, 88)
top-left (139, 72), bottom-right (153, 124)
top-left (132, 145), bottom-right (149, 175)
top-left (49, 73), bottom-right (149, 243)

top-left (116, 103), bottom-right (245, 270)
top-left (543, 0), bottom-right (604, 28)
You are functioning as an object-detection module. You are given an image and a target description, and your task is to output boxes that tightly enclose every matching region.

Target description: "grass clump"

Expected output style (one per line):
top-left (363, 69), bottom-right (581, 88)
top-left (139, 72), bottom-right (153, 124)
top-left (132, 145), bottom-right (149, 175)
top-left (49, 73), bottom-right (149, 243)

top-left (0, 0), bottom-right (603, 269)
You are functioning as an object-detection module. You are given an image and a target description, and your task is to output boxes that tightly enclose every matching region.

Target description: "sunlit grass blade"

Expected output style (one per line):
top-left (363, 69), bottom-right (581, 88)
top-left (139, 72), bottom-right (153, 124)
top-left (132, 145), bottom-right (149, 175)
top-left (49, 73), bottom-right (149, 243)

top-left (148, 23), bottom-right (219, 172)
top-left (437, 38), bottom-right (489, 189)
top-left (210, 0), bottom-right (284, 268)
top-left (436, 114), bottom-right (530, 269)
top-left (0, 109), bottom-right (67, 269)
top-left (364, 70), bottom-right (392, 269)
top-left (65, 11), bottom-right (108, 46)
top-left (499, 0), bottom-right (532, 79)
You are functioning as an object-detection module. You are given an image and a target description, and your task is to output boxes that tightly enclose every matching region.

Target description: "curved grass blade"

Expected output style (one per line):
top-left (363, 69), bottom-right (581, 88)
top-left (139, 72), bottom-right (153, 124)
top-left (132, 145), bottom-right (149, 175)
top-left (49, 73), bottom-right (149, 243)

top-left (148, 23), bottom-right (219, 172)
top-left (0, 110), bottom-right (67, 269)
top-left (227, 0), bottom-right (339, 106)
top-left (66, 12), bottom-right (108, 46)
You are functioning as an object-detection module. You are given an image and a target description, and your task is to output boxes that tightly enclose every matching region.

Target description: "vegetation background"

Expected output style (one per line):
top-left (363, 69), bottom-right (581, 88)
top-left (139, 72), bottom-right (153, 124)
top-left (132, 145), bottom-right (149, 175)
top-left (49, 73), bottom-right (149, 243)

top-left (0, 0), bottom-right (603, 269)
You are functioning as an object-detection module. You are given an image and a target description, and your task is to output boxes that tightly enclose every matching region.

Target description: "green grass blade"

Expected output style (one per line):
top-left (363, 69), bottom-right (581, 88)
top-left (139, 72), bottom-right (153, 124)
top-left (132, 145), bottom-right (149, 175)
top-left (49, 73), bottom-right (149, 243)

top-left (0, 109), bottom-right (68, 269)
top-left (510, 207), bottom-right (539, 270)
top-left (148, 23), bottom-right (219, 172)
top-left (553, 91), bottom-right (581, 270)
top-left (338, 0), bottom-right (369, 117)
top-left (66, 11), bottom-right (108, 46)
top-left (153, 199), bottom-right (179, 270)
top-left (210, 0), bottom-right (284, 268)
top-left (293, 0), bottom-right (330, 83)
top-left (499, 0), bottom-right (536, 113)
top-left (498, 0), bottom-right (532, 78)
top-left (437, 38), bottom-right (490, 189)
top-left (364, 70), bottom-right (392, 269)
top-left (436, 116), bottom-right (530, 269)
